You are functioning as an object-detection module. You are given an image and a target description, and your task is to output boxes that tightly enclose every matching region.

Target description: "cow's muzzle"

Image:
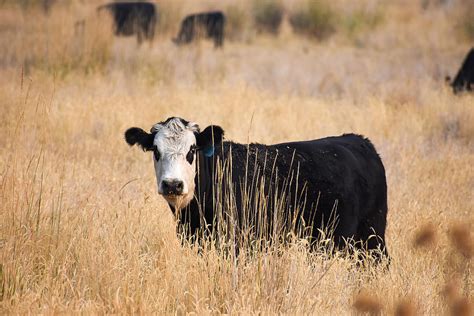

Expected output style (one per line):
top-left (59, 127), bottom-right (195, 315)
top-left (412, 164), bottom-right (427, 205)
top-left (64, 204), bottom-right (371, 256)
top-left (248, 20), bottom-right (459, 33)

top-left (161, 179), bottom-right (184, 196)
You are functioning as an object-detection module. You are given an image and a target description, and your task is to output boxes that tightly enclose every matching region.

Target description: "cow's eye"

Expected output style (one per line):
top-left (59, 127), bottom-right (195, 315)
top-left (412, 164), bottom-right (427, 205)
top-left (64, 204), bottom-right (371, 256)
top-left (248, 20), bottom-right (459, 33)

top-left (153, 146), bottom-right (161, 161)
top-left (186, 146), bottom-right (195, 164)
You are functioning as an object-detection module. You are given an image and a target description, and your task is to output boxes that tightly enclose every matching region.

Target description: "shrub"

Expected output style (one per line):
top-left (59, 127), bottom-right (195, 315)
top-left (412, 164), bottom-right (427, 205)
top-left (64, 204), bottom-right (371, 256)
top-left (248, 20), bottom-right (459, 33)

top-left (289, 1), bottom-right (336, 40)
top-left (342, 9), bottom-right (383, 39)
top-left (464, 20), bottom-right (474, 41)
top-left (460, 2), bottom-right (474, 41)
top-left (253, 0), bottom-right (284, 35)
top-left (226, 4), bottom-right (249, 41)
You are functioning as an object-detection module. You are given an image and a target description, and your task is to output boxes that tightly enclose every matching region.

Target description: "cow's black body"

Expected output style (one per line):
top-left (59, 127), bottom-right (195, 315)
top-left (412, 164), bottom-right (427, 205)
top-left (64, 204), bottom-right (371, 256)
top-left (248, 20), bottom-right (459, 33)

top-left (450, 47), bottom-right (474, 94)
top-left (98, 2), bottom-right (157, 43)
top-left (173, 11), bottom-right (225, 48)
top-left (173, 134), bottom-right (389, 259)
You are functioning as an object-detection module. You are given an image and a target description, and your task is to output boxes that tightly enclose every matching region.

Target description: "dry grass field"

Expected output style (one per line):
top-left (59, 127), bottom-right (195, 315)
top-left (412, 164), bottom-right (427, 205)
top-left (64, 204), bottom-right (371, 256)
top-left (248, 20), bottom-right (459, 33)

top-left (0, 0), bottom-right (473, 314)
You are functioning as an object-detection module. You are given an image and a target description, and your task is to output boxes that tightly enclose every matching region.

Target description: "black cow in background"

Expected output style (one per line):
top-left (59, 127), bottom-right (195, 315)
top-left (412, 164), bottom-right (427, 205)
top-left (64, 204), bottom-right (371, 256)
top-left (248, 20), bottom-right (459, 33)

top-left (98, 2), bottom-right (157, 44)
top-left (173, 11), bottom-right (225, 48)
top-left (447, 47), bottom-right (474, 94)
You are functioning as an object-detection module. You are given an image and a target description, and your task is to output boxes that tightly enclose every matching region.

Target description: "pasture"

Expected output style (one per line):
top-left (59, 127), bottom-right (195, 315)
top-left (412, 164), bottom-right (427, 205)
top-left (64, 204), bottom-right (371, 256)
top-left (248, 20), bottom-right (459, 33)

top-left (0, 0), bottom-right (473, 314)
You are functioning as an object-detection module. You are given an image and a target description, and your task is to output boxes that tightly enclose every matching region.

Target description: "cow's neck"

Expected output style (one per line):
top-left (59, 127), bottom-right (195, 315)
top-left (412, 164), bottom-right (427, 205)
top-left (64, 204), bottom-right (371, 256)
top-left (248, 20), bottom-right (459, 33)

top-left (195, 150), bottom-right (215, 206)
top-left (170, 150), bottom-right (216, 237)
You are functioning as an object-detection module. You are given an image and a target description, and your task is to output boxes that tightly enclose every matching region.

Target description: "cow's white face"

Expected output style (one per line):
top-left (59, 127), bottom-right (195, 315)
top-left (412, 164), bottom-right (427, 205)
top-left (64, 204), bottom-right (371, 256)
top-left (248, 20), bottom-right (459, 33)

top-left (151, 118), bottom-right (199, 209)
top-left (124, 117), bottom-right (224, 211)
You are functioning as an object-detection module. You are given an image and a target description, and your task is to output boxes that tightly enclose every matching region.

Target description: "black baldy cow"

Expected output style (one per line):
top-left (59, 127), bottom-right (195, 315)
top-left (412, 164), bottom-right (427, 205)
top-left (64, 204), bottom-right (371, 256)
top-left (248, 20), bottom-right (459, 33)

top-left (125, 117), bottom-right (389, 261)
top-left (447, 47), bottom-right (474, 94)
top-left (98, 2), bottom-right (157, 44)
top-left (173, 11), bottom-right (225, 48)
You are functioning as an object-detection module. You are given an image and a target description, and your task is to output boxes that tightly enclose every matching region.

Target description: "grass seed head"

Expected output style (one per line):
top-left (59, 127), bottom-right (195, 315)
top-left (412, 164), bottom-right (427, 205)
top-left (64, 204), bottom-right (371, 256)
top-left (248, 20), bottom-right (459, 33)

top-left (413, 223), bottom-right (437, 249)
top-left (353, 291), bottom-right (383, 315)
top-left (449, 224), bottom-right (473, 259)
top-left (442, 278), bottom-right (461, 302)
top-left (450, 297), bottom-right (473, 316)
top-left (395, 299), bottom-right (417, 316)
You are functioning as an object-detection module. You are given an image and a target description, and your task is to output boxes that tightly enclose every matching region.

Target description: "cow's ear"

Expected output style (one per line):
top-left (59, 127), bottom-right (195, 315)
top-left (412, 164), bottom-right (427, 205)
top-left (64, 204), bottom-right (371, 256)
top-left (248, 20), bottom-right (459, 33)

top-left (124, 127), bottom-right (155, 151)
top-left (196, 125), bottom-right (224, 157)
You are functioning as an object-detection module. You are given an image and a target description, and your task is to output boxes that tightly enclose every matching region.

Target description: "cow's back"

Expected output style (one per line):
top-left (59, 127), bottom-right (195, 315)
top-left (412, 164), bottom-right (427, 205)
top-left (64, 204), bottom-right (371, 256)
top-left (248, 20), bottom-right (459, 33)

top-left (278, 134), bottom-right (385, 215)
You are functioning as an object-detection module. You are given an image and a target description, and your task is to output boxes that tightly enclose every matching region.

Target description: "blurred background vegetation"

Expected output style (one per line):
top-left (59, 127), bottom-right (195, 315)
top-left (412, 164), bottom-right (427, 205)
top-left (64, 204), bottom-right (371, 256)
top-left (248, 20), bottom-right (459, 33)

top-left (0, 0), bottom-right (472, 77)
top-left (0, 1), bottom-right (472, 313)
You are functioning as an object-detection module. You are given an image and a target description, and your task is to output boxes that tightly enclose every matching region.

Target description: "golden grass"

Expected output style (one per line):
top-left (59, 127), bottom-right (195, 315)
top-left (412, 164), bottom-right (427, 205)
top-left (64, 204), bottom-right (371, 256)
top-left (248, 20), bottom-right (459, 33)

top-left (0, 0), bottom-right (473, 314)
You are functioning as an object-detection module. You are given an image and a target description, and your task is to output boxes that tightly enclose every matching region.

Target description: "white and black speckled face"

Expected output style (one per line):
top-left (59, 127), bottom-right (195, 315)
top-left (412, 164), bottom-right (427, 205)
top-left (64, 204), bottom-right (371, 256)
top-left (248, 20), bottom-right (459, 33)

top-left (125, 117), bottom-right (224, 211)
top-left (151, 118), bottom-right (200, 209)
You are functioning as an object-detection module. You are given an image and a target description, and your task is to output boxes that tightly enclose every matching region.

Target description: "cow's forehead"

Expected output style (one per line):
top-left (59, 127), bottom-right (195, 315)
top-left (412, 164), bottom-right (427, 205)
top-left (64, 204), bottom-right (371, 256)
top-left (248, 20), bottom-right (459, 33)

top-left (151, 117), bottom-right (199, 152)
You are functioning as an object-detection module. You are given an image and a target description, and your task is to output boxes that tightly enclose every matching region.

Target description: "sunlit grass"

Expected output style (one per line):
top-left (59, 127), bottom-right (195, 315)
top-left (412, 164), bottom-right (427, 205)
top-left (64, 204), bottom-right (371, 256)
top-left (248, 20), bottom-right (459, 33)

top-left (0, 0), bottom-right (473, 314)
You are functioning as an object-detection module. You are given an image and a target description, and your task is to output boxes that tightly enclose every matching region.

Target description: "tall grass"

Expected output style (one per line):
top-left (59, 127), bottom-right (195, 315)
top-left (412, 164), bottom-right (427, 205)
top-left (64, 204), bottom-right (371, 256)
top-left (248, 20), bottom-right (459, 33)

top-left (190, 145), bottom-right (354, 262)
top-left (0, 3), bottom-right (112, 76)
top-left (0, 0), bottom-right (473, 314)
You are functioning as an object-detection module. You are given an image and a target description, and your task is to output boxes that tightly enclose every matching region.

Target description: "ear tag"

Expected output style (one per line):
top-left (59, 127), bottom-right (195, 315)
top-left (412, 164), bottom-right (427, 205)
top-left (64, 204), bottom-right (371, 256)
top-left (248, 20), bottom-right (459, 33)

top-left (203, 146), bottom-right (215, 157)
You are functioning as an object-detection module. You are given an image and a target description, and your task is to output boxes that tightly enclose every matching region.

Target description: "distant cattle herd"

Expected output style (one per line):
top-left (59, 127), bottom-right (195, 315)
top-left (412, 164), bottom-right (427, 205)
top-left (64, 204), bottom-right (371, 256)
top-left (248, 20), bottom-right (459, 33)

top-left (98, 1), bottom-right (157, 43)
top-left (98, 1), bottom-right (225, 48)
top-left (96, 2), bottom-right (474, 94)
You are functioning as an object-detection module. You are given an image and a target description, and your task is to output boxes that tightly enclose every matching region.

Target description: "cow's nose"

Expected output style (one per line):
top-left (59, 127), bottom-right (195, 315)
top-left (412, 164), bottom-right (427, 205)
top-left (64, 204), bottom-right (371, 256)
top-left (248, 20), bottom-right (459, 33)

top-left (162, 179), bottom-right (184, 195)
